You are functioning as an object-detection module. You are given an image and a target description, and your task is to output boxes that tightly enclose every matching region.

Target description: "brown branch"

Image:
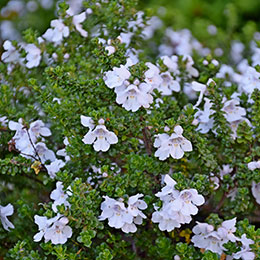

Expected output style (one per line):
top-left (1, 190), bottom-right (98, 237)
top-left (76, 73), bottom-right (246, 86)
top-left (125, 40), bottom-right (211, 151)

top-left (142, 126), bottom-right (153, 156)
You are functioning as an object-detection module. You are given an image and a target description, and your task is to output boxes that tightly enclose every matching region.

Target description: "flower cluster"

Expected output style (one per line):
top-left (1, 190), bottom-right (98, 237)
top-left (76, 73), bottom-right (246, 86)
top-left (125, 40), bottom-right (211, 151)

top-left (33, 181), bottom-right (72, 245)
top-left (99, 194), bottom-right (147, 233)
top-left (34, 214), bottom-right (72, 245)
top-left (191, 219), bottom-right (255, 259)
top-left (152, 175), bottom-right (204, 231)
top-left (8, 119), bottom-right (65, 179)
top-left (103, 54), bottom-right (199, 112)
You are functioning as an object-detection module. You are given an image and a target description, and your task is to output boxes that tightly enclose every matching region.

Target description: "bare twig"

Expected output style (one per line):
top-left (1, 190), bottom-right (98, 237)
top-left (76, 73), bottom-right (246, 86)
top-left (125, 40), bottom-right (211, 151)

top-left (142, 126), bottom-right (153, 156)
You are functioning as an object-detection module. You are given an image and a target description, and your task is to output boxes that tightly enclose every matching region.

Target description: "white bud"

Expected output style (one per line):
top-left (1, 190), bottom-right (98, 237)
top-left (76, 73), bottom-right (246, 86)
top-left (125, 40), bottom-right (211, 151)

top-left (203, 60), bottom-right (209, 65)
top-left (133, 79), bottom-right (140, 85)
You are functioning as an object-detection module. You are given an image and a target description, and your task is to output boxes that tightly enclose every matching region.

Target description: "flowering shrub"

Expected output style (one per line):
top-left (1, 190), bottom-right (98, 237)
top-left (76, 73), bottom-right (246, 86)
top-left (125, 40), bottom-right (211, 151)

top-left (0, 0), bottom-right (260, 259)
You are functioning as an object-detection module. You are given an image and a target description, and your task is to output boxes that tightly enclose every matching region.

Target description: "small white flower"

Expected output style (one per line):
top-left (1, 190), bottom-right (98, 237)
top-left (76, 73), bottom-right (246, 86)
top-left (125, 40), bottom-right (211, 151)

top-left (24, 44), bottom-right (41, 68)
top-left (217, 218), bottom-right (238, 243)
top-left (0, 116), bottom-right (8, 127)
top-left (144, 62), bottom-right (163, 89)
top-left (233, 234), bottom-right (255, 260)
top-left (33, 215), bottom-right (59, 242)
top-left (251, 181), bottom-right (260, 204)
top-left (43, 19), bottom-right (69, 43)
top-left (222, 99), bottom-right (246, 123)
top-left (194, 98), bottom-right (214, 133)
top-left (248, 161), bottom-right (260, 171)
top-left (104, 65), bottom-right (131, 89)
top-left (182, 55), bottom-right (199, 78)
top-left (50, 182), bottom-right (71, 212)
top-left (152, 175), bottom-right (204, 232)
top-left (72, 12), bottom-right (88, 37)
top-left (82, 117), bottom-right (118, 152)
top-left (99, 194), bottom-right (147, 233)
top-left (35, 142), bottom-right (56, 163)
top-left (44, 216), bottom-right (72, 245)
top-left (46, 159), bottom-right (66, 179)
top-left (238, 66), bottom-right (260, 95)
top-left (127, 194), bottom-right (147, 219)
top-left (219, 164), bottom-right (233, 180)
top-left (99, 197), bottom-right (133, 229)
top-left (57, 137), bottom-right (71, 162)
top-left (161, 55), bottom-right (179, 73)
top-left (157, 72), bottom-right (180, 95)
top-left (115, 83), bottom-right (153, 112)
top-left (29, 120), bottom-right (52, 142)
top-left (154, 125), bottom-right (192, 160)
top-left (80, 115), bottom-right (95, 130)
top-left (191, 81), bottom-right (207, 107)
top-left (151, 211), bottom-right (181, 232)
top-left (0, 204), bottom-right (14, 231)
top-left (1, 40), bottom-right (20, 63)
top-left (191, 222), bottom-right (215, 249)
top-left (170, 189), bottom-right (205, 216)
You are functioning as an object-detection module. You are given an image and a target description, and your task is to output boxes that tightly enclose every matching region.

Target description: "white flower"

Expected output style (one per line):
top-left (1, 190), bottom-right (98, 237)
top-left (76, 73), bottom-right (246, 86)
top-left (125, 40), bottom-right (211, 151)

top-left (105, 45), bottom-right (116, 55)
top-left (35, 142), bottom-right (56, 163)
top-left (50, 182), bottom-right (71, 212)
top-left (115, 83), bottom-right (153, 112)
top-left (151, 211), bottom-right (181, 232)
top-left (194, 98), bottom-right (214, 133)
top-left (191, 81), bottom-right (207, 107)
top-left (99, 197), bottom-right (133, 229)
top-left (24, 44), bottom-right (41, 68)
top-left (251, 181), bottom-right (260, 204)
top-left (191, 222), bottom-right (215, 248)
top-left (104, 65), bottom-right (131, 89)
top-left (127, 194), bottom-right (147, 219)
top-left (46, 159), bottom-right (66, 179)
top-left (219, 164), bottom-right (233, 180)
top-left (182, 55), bottom-right (199, 78)
top-left (0, 204), bottom-right (14, 231)
top-left (43, 19), bottom-right (69, 43)
top-left (57, 137), bottom-right (71, 162)
top-left (82, 117), bottom-right (118, 152)
top-left (72, 12), bottom-right (88, 37)
top-left (161, 55), bottom-right (179, 73)
top-left (155, 174), bottom-right (179, 202)
top-left (233, 234), bottom-right (255, 260)
top-left (29, 120), bottom-right (51, 141)
top-left (144, 62), bottom-right (163, 89)
top-left (80, 115), bottom-right (95, 130)
top-left (248, 161), bottom-right (260, 171)
top-left (154, 125), bottom-right (192, 160)
top-left (170, 189), bottom-right (205, 216)
top-left (222, 99), bottom-right (246, 123)
top-left (238, 66), bottom-right (260, 95)
top-left (229, 118), bottom-right (251, 139)
top-left (204, 231), bottom-right (224, 254)
top-left (0, 116), bottom-right (8, 127)
top-left (33, 215), bottom-right (58, 242)
top-left (152, 175), bottom-right (204, 232)
top-left (99, 194), bottom-right (147, 233)
top-left (192, 222), bottom-right (224, 254)
top-left (44, 216), bottom-right (72, 245)
top-left (1, 40), bottom-right (20, 63)
top-left (9, 119), bottom-right (35, 158)
top-left (217, 218), bottom-right (238, 243)
top-left (157, 71), bottom-right (180, 95)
